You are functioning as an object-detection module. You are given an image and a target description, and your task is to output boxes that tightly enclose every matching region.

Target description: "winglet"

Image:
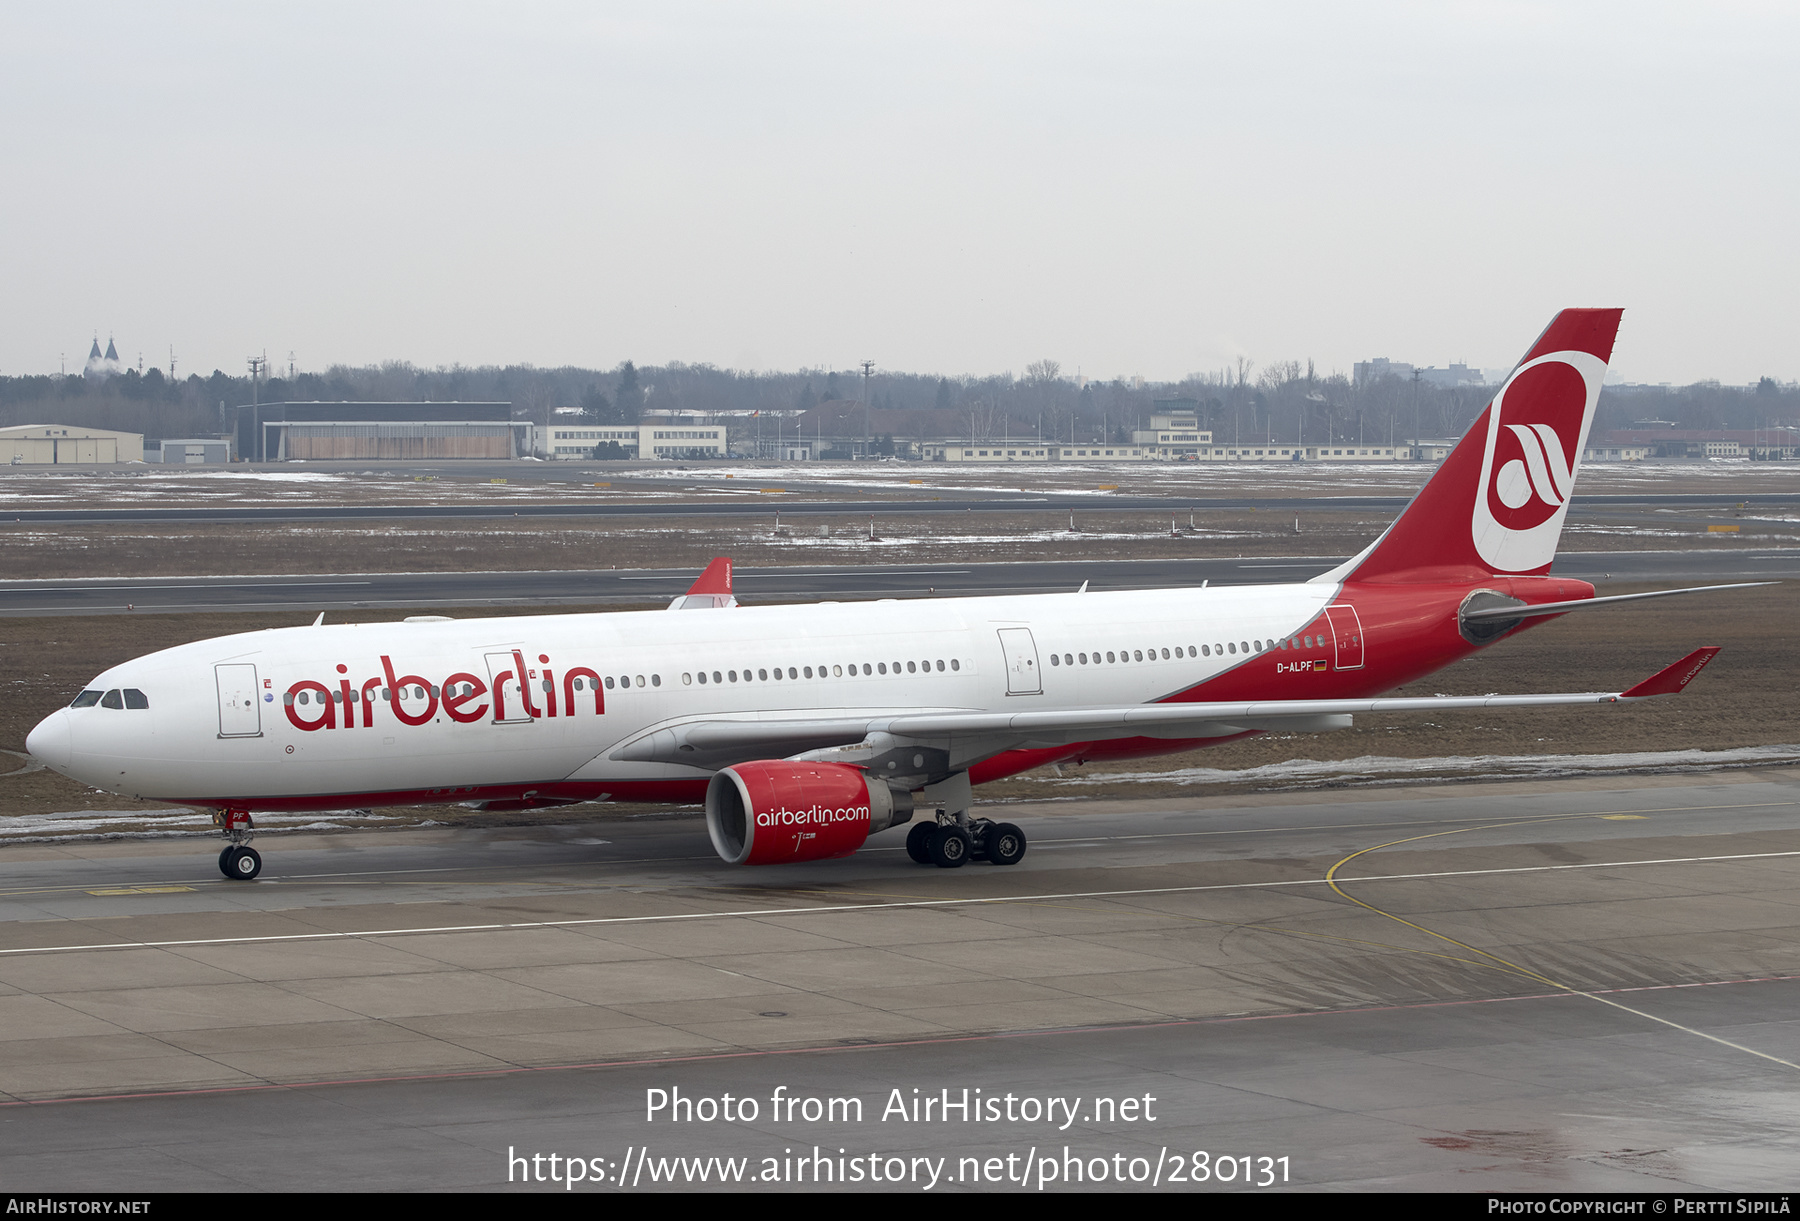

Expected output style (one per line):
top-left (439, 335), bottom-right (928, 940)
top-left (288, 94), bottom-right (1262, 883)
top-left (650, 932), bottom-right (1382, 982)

top-left (688, 557), bottom-right (732, 596)
top-left (1620, 647), bottom-right (1721, 699)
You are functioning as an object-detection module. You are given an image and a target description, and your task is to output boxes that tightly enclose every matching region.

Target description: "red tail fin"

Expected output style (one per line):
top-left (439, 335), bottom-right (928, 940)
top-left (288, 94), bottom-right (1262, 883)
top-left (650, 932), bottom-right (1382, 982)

top-left (1326, 309), bottom-right (1622, 585)
top-left (687, 557), bottom-right (732, 596)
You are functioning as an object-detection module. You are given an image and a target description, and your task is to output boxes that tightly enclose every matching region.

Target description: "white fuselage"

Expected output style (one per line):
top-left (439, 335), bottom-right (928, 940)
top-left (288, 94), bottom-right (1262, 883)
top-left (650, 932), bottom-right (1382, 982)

top-left (28, 583), bottom-right (1341, 807)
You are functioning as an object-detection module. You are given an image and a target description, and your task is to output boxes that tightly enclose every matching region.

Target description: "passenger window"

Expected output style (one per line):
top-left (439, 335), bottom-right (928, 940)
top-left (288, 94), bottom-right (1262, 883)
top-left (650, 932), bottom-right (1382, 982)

top-left (862, 663), bottom-right (872, 675)
top-left (951, 659), bottom-right (960, 671)
top-left (1228, 643), bottom-right (1236, 654)
top-left (70, 690), bottom-right (102, 708)
top-left (605, 677), bottom-right (616, 689)
top-left (1202, 646), bottom-right (1210, 657)
top-left (712, 671), bottom-right (722, 684)
top-left (636, 676), bottom-right (645, 687)
top-left (652, 674), bottom-right (661, 687)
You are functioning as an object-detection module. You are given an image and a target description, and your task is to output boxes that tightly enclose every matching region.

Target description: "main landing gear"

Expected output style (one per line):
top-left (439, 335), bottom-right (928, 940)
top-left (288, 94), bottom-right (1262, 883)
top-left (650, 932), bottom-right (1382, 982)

top-left (905, 815), bottom-right (1027, 869)
top-left (213, 808), bottom-right (262, 880)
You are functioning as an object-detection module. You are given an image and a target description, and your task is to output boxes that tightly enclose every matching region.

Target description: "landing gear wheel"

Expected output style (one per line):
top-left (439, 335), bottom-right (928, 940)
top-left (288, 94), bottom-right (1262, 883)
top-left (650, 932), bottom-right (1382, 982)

top-left (906, 822), bottom-right (936, 865)
top-left (928, 825), bottom-right (971, 869)
top-left (221, 845), bottom-right (262, 880)
top-left (985, 823), bottom-right (1026, 866)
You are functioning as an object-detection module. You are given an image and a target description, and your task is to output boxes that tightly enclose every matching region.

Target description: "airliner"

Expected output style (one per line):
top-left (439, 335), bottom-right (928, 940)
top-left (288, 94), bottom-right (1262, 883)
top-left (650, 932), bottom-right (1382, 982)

top-left (25, 309), bottom-right (1737, 880)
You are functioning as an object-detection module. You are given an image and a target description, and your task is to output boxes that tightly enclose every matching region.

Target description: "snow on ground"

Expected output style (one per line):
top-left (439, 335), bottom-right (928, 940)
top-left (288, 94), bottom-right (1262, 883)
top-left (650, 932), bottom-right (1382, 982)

top-left (647, 462), bottom-right (1435, 497)
top-left (767, 528), bottom-right (1258, 548)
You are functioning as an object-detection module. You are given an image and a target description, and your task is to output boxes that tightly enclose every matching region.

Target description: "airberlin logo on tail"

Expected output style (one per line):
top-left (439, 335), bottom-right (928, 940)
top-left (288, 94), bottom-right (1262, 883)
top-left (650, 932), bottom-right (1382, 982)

top-left (1490, 423), bottom-right (1574, 525)
top-left (1472, 350), bottom-right (1607, 573)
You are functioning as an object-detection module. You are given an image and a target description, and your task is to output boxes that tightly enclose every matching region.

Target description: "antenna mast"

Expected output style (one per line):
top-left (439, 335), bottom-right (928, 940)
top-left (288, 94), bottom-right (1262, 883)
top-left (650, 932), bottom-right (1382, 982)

top-left (859, 359), bottom-right (875, 458)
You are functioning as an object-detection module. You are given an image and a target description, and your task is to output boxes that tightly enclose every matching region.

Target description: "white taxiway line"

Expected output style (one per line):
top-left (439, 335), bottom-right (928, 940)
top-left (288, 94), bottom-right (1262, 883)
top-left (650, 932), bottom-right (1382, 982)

top-left (3, 848), bottom-right (1798, 957)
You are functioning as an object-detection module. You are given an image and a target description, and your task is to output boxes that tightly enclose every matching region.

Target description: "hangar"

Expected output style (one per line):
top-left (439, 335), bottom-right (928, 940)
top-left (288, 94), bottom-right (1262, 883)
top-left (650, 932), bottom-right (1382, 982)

top-left (1, 424), bottom-right (144, 464)
top-left (233, 402), bottom-right (528, 462)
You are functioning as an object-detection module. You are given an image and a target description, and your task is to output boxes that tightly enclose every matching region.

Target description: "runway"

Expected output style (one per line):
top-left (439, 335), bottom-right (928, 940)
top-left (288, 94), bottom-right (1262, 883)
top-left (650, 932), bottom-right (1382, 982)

top-left (2, 768), bottom-right (1797, 1190)
top-left (1, 549), bottom-right (1794, 615)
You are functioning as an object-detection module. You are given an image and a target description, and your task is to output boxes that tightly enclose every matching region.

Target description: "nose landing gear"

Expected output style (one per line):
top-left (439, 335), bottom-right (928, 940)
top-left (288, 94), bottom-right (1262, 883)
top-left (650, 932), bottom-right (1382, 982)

top-left (213, 808), bottom-right (262, 880)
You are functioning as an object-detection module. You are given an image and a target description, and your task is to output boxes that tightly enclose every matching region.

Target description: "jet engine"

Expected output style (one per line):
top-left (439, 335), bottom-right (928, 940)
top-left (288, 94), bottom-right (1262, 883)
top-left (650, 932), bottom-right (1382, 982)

top-left (704, 760), bottom-right (909, 865)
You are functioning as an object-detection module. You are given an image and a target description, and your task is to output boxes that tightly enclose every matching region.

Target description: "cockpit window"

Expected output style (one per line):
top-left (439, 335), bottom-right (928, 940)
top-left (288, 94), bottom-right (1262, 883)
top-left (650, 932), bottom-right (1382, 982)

top-left (100, 689), bottom-right (124, 709)
top-left (70, 690), bottom-right (102, 708)
top-left (124, 689), bottom-right (149, 709)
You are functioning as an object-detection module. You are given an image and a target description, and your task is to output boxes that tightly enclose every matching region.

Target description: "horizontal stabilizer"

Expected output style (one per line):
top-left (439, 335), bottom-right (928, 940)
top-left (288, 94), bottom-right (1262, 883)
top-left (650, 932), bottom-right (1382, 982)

top-left (1461, 582), bottom-right (1772, 623)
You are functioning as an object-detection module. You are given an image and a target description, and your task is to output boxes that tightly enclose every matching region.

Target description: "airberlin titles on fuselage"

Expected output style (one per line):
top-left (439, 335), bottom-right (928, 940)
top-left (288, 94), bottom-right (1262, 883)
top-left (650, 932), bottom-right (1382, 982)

top-left (281, 650), bottom-right (606, 731)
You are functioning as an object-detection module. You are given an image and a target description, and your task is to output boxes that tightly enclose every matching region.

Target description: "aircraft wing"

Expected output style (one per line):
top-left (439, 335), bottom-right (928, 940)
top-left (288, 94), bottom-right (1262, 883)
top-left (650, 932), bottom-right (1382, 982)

top-left (610, 648), bottom-right (1720, 769)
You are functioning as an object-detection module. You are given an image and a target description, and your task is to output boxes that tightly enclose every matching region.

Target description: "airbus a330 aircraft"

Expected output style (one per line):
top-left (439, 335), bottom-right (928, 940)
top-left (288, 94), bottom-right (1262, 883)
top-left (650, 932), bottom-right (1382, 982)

top-left (27, 309), bottom-right (1738, 881)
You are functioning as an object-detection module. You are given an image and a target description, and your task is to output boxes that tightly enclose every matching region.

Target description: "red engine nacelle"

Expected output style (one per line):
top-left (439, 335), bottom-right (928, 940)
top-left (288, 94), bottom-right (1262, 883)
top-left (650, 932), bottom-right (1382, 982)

top-left (705, 761), bottom-right (904, 865)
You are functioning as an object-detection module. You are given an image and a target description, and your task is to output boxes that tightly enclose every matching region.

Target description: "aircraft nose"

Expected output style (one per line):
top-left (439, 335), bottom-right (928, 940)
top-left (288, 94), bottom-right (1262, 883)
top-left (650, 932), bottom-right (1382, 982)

top-left (26, 709), bottom-right (71, 770)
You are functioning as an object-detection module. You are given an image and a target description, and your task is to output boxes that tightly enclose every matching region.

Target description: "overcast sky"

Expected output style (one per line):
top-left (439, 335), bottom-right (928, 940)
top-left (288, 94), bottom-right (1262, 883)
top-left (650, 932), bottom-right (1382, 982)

top-left (3, 2), bottom-right (1795, 385)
